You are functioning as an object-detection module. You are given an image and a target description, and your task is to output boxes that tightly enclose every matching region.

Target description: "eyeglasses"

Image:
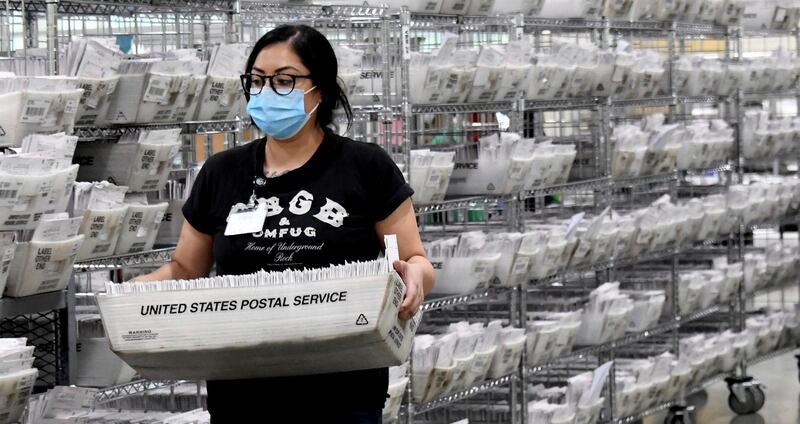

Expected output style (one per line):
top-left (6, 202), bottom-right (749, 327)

top-left (240, 73), bottom-right (313, 96)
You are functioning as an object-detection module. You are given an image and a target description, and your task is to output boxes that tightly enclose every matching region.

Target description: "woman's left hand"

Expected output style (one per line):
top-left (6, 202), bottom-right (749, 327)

top-left (393, 259), bottom-right (425, 321)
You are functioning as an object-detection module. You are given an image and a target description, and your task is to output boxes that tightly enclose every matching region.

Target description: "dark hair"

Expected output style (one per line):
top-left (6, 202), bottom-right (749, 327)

top-left (244, 25), bottom-right (353, 132)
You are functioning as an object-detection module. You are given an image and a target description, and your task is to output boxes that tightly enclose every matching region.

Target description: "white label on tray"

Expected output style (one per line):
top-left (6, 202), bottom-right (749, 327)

top-left (143, 75), bottom-right (172, 103)
top-left (1, 247), bottom-right (13, 262)
top-left (511, 257), bottom-right (529, 276)
top-left (20, 98), bottom-right (51, 123)
top-left (64, 98), bottom-right (79, 115)
top-left (0, 181), bottom-right (23, 207)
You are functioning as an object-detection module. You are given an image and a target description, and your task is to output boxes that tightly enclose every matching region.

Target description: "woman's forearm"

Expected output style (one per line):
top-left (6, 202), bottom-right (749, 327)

top-left (133, 260), bottom-right (207, 282)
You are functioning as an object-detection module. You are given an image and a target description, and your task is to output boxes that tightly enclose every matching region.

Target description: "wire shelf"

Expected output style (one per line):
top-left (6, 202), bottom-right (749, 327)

top-left (415, 195), bottom-right (507, 215)
top-left (412, 374), bottom-right (517, 415)
top-left (73, 247), bottom-right (176, 272)
top-left (524, 98), bottom-right (600, 111)
top-left (519, 177), bottom-right (612, 200)
top-left (238, 3), bottom-right (387, 19)
top-left (1, 0), bottom-right (235, 15)
top-left (94, 379), bottom-right (186, 404)
top-left (421, 289), bottom-right (496, 312)
top-left (74, 119), bottom-right (245, 141)
top-left (411, 101), bottom-right (514, 115)
top-left (613, 171), bottom-right (678, 189)
top-left (415, 177), bottom-right (612, 215)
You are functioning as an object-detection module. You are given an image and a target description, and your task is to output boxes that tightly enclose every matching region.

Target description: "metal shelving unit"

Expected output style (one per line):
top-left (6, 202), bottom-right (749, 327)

top-left (94, 379), bottom-right (185, 405)
top-left (73, 247), bottom-right (176, 272)
top-left (2, 1), bottom-right (797, 421)
top-left (395, 8), bottom-right (800, 424)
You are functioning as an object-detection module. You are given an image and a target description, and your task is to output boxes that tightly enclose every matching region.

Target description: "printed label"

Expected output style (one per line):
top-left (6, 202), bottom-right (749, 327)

top-left (20, 98), bottom-right (51, 124)
top-left (137, 290), bottom-right (350, 317)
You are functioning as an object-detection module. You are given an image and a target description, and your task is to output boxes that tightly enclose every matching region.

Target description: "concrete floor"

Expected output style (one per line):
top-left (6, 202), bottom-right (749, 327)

top-left (645, 281), bottom-right (800, 424)
top-left (644, 350), bottom-right (799, 424)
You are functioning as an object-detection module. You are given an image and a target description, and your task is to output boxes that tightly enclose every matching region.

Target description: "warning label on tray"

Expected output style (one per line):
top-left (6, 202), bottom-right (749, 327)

top-left (122, 330), bottom-right (159, 342)
top-left (138, 290), bottom-right (349, 316)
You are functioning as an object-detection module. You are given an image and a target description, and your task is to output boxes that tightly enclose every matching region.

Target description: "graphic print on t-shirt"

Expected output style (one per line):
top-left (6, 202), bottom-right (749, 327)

top-left (241, 189), bottom-right (350, 266)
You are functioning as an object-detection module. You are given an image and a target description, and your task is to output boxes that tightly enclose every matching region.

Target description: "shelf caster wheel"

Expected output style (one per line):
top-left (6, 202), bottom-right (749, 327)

top-left (664, 405), bottom-right (694, 424)
top-left (726, 376), bottom-right (766, 415)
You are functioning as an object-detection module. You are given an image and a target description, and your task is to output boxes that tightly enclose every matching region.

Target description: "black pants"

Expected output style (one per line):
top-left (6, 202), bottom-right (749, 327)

top-left (209, 407), bottom-right (383, 423)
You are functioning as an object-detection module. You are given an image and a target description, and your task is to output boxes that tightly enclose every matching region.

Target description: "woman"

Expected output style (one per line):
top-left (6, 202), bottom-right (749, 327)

top-left (136, 25), bottom-right (434, 422)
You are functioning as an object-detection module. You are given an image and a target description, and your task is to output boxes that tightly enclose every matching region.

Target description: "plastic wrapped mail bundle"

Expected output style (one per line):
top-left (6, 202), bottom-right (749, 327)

top-left (385, 0), bottom-right (445, 13)
top-left (114, 194), bottom-right (168, 256)
top-left (5, 215), bottom-right (84, 297)
top-left (195, 43), bottom-right (249, 122)
top-left (526, 361), bottom-right (611, 424)
top-left (0, 338), bottom-right (38, 424)
top-left (741, 0), bottom-right (800, 30)
top-left (675, 51), bottom-right (800, 96)
top-left (332, 44), bottom-right (389, 107)
top-left (75, 128), bottom-right (181, 192)
top-left (26, 386), bottom-right (211, 424)
top-left (410, 149), bottom-right (456, 204)
top-left (623, 290), bottom-right (666, 332)
top-left (0, 139), bottom-right (80, 231)
top-left (332, 45), bottom-right (365, 99)
top-left (97, 254), bottom-right (420, 380)
top-left (410, 43), bottom-right (477, 105)
top-left (604, 0), bottom-right (741, 23)
top-left (742, 110), bottom-right (800, 160)
top-left (613, 353), bottom-right (686, 418)
top-left (524, 142), bottom-right (577, 189)
top-left (576, 282), bottom-right (634, 345)
top-left (425, 231), bottom-right (500, 295)
top-left (411, 321), bottom-right (523, 403)
top-left (612, 114), bottom-right (733, 177)
top-left (526, 311), bottom-right (582, 366)
top-left (0, 76), bottom-right (83, 147)
top-left (447, 133), bottom-right (536, 196)
top-left (676, 119), bottom-right (734, 170)
top-left (384, 364), bottom-right (410, 423)
top-left (467, 43), bottom-right (531, 103)
top-left (63, 37), bottom-right (124, 127)
top-left (73, 181), bottom-right (129, 260)
top-left (137, 60), bottom-right (207, 124)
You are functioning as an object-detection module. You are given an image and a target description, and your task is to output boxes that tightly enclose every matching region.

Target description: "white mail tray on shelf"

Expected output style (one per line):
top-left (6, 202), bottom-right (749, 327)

top-left (96, 261), bottom-right (420, 380)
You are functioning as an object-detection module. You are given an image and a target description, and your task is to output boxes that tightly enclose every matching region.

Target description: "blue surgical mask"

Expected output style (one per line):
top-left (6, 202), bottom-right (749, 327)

top-left (247, 86), bottom-right (320, 140)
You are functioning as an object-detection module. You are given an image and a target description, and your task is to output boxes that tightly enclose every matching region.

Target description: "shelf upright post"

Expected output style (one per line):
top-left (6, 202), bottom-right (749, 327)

top-left (0, 0), bottom-right (11, 53)
top-left (160, 13), bottom-right (168, 56)
top-left (518, 282), bottom-right (528, 424)
top-left (22, 2), bottom-right (36, 49)
top-left (508, 285), bottom-right (520, 424)
top-left (398, 11), bottom-right (414, 424)
top-left (175, 14), bottom-right (181, 49)
top-left (45, 0), bottom-right (58, 75)
top-left (226, 0), bottom-right (240, 44)
top-left (400, 8), bottom-right (412, 180)
top-left (602, 348), bottom-right (616, 423)
top-left (509, 14), bottom-right (526, 237)
top-left (381, 12), bottom-right (393, 153)
top-left (667, 22), bottom-right (676, 99)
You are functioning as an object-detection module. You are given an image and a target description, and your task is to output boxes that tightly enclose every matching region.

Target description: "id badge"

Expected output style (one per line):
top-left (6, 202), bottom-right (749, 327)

top-left (224, 201), bottom-right (267, 236)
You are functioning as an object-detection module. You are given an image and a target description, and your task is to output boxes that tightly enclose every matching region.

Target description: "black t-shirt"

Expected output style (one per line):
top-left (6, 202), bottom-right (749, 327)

top-left (182, 130), bottom-right (413, 414)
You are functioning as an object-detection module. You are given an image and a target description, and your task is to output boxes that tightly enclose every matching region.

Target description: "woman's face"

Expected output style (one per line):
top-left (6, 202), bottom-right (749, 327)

top-left (251, 41), bottom-right (322, 115)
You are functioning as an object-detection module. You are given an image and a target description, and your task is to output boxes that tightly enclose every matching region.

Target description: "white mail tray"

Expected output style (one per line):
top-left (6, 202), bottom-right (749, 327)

top-left (96, 273), bottom-right (419, 380)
